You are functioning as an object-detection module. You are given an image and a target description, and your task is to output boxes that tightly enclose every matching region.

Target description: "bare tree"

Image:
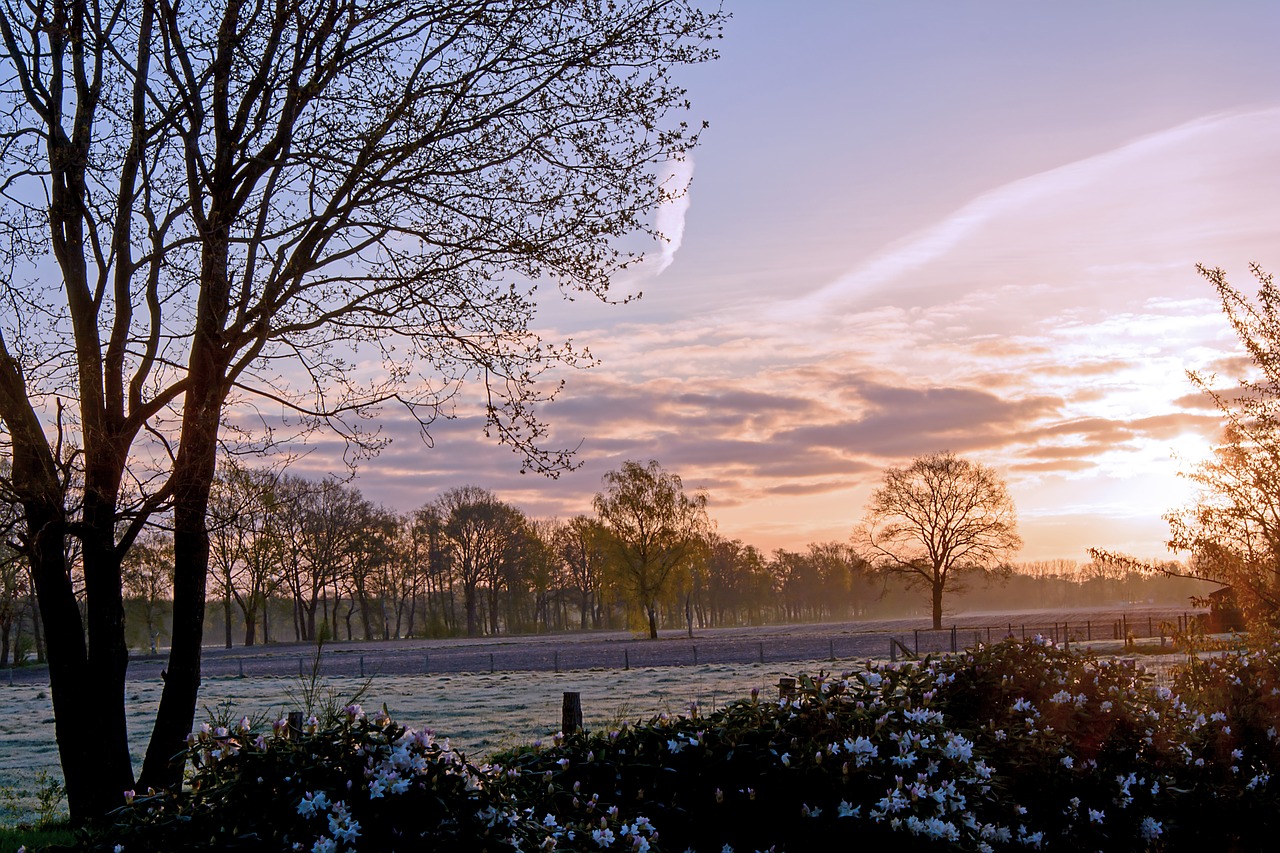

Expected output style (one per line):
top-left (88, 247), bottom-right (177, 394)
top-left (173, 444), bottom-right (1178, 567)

top-left (556, 514), bottom-right (609, 630)
top-left (0, 481), bottom-right (26, 664)
top-left (407, 502), bottom-right (455, 636)
top-left (593, 459), bottom-right (708, 639)
top-left (702, 535), bottom-right (769, 626)
top-left (208, 461), bottom-right (290, 647)
top-left (0, 0), bottom-right (721, 814)
top-left (857, 451), bottom-right (1021, 629)
top-left (435, 485), bottom-right (524, 637)
top-left (120, 529), bottom-right (173, 654)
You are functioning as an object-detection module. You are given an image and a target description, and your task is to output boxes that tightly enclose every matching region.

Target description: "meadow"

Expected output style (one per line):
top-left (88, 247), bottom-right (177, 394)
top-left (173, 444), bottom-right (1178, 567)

top-left (0, 658), bottom-right (827, 826)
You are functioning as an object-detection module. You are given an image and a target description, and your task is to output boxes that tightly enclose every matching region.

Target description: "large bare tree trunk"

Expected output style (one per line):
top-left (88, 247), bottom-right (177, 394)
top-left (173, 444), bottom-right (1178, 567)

top-left (138, 247), bottom-right (229, 789)
top-left (27, 511), bottom-right (115, 819)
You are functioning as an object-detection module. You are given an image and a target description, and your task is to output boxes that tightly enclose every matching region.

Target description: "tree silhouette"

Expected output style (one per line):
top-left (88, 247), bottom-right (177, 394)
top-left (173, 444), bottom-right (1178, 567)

top-left (0, 0), bottom-right (722, 816)
top-left (858, 451), bottom-right (1021, 629)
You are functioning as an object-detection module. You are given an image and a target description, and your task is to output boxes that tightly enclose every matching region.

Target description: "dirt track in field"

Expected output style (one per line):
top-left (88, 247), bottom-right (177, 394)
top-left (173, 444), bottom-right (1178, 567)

top-left (6, 603), bottom-right (1191, 686)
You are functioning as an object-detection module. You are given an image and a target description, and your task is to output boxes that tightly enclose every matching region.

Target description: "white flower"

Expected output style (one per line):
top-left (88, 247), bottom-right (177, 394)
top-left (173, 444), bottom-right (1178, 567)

top-left (1140, 816), bottom-right (1163, 840)
top-left (591, 827), bottom-right (615, 847)
top-left (889, 750), bottom-right (916, 767)
top-left (329, 813), bottom-right (361, 844)
top-left (310, 838), bottom-right (336, 853)
top-left (942, 733), bottom-right (974, 762)
top-left (838, 800), bottom-right (860, 818)
top-left (904, 708), bottom-right (944, 725)
top-left (297, 791), bottom-right (330, 817)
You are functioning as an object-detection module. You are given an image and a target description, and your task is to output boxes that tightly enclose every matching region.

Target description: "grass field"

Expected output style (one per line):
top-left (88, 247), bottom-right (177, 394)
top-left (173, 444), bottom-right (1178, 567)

top-left (0, 658), bottom-right (823, 826)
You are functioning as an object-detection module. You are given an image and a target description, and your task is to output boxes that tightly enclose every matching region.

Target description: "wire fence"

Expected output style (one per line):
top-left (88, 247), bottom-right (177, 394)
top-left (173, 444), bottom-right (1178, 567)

top-left (1, 609), bottom-right (1203, 686)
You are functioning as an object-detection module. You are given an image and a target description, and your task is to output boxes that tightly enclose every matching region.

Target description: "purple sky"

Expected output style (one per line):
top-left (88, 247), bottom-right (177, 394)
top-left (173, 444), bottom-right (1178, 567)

top-left (299, 1), bottom-right (1280, 562)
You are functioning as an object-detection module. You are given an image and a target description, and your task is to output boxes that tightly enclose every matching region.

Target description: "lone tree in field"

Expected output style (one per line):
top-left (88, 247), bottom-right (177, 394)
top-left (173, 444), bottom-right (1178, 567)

top-left (594, 459), bottom-right (707, 638)
top-left (0, 0), bottom-right (723, 819)
top-left (858, 451), bottom-right (1021, 629)
top-left (1165, 264), bottom-right (1280, 630)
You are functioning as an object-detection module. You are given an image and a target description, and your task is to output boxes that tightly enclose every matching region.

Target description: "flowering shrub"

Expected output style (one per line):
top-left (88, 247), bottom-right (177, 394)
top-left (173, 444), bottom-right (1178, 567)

top-left (497, 638), bottom-right (1280, 851)
top-left (86, 639), bottom-right (1280, 851)
top-left (83, 704), bottom-right (572, 852)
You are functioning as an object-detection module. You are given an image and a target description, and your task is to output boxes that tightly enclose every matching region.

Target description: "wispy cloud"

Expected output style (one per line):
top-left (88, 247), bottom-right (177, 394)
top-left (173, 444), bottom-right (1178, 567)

top-left (796, 107), bottom-right (1280, 316)
top-left (325, 109), bottom-right (1280, 561)
top-left (651, 156), bottom-right (695, 276)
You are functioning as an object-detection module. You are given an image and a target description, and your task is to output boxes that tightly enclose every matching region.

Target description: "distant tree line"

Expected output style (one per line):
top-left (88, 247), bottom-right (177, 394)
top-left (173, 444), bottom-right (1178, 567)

top-left (193, 459), bottom-right (884, 644)
top-left (0, 457), bottom-right (1209, 655)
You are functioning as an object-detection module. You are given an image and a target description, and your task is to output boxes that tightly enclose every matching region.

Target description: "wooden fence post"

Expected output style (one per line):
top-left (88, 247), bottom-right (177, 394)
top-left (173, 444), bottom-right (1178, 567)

top-left (287, 710), bottom-right (304, 740)
top-left (562, 692), bottom-right (583, 734)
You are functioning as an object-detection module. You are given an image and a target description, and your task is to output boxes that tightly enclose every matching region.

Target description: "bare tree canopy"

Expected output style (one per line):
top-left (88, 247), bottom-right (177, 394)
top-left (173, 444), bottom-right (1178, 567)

top-left (593, 458), bottom-right (707, 639)
top-left (434, 484), bottom-right (525, 638)
top-left (0, 0), bottom-right (723, 819)
top-left (1166, 264), bottom-right (1280, 630)
top-left (857, 451), bottom-right (1021, 629)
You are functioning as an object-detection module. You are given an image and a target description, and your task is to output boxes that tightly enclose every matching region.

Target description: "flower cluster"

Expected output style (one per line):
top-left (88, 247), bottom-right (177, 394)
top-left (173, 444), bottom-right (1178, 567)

top-left (494, 638), bottom-right (1280, 851)
top-left (88, 707), bottom-right (552, 852)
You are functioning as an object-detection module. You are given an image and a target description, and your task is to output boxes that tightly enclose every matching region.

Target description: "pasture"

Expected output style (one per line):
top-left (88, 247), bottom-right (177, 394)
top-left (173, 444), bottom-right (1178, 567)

top-left (0, 659), bottom-right (816, 825)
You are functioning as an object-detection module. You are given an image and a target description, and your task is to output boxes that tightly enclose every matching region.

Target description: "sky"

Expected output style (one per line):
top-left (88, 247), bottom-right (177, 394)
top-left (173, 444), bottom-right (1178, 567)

top-left (315, 1), bottom-right (1280, 563)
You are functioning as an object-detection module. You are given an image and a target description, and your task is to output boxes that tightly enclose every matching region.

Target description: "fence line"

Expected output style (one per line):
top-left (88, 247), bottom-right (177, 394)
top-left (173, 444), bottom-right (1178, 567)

top-left (0, 610), bottom-right (1205, 685)
top-left (180, 612), bottom-right (1203, 681)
